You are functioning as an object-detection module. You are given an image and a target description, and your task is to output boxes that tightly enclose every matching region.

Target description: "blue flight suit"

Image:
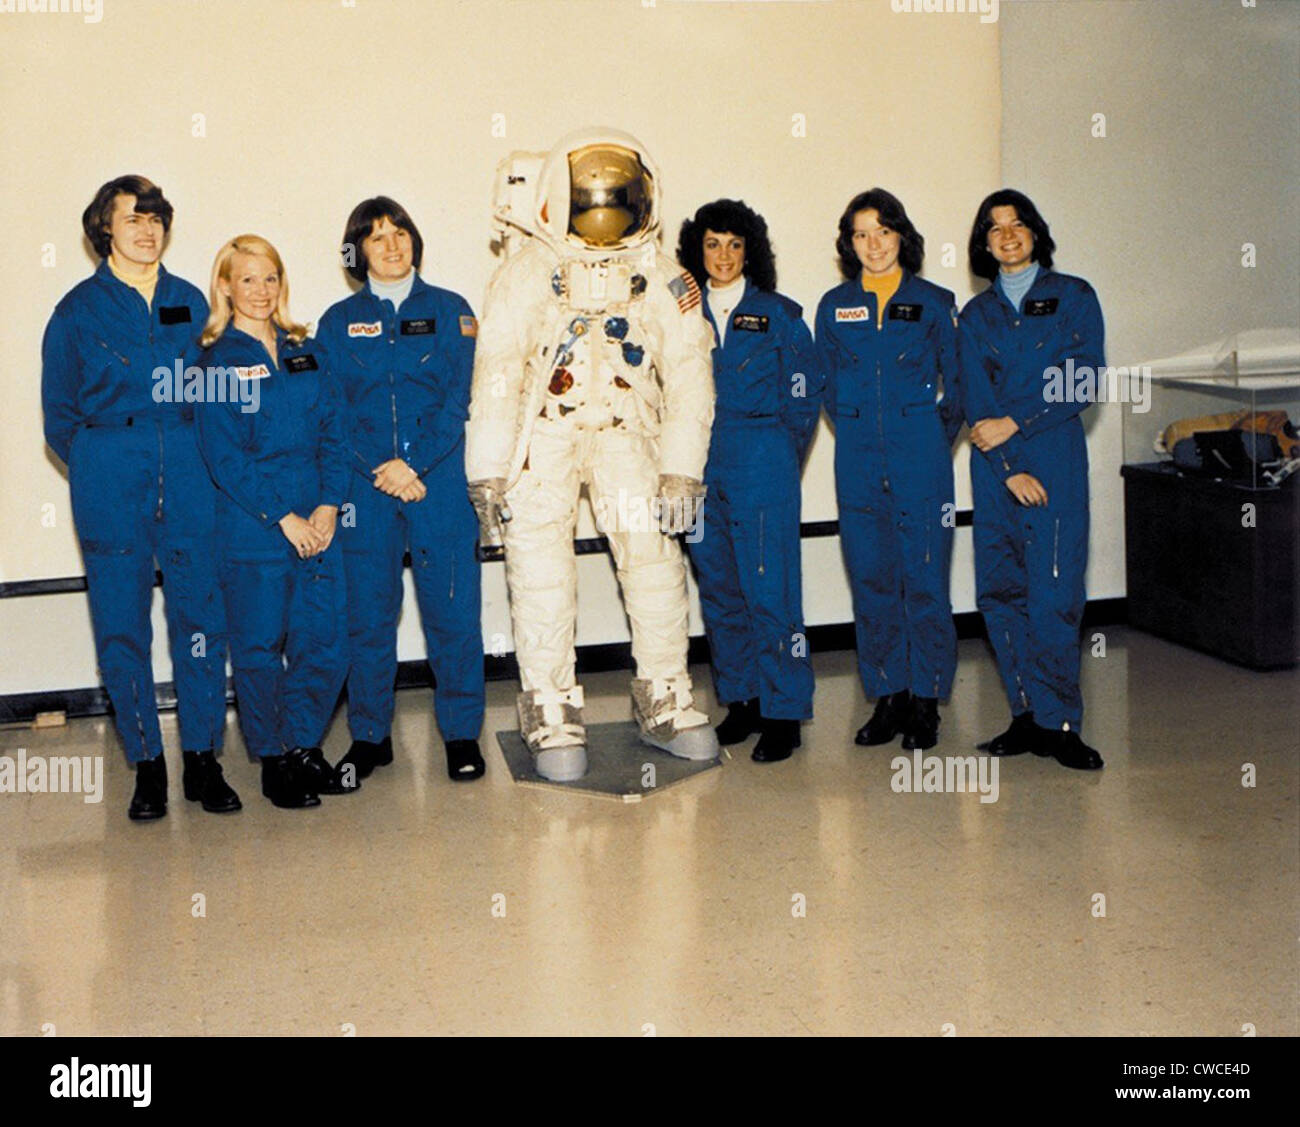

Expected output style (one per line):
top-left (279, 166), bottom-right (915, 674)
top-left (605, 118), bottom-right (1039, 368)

top-left (958, 268), bottom-right (1103, 731)
top-left (688, 282), bottom-right (822, 720)
top-left (315, 277), bottom-right (484, 745)
top-left (41, 261), bottom-right (227, 763)
top-left (815, 272), bottom-right (962, 702)
top-left (194, 328), bottom-right (350, 758)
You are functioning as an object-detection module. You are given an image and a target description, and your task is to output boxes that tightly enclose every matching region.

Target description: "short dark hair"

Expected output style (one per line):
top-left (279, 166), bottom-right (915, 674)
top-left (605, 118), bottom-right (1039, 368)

top-left (835, 188), bottom-right (923, 279)
top-left (82, 175), bottom-right (174, 259)
top-left (676, 199), bottom-right (777, 292)
top-left (967, 188), bottom-right (1056, 280)
top-left (342, 196), bottom-right (424, 283)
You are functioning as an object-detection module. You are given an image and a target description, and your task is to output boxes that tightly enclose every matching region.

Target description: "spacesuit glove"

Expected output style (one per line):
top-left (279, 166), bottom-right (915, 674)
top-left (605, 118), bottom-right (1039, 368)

top-left (467, 477), bottom-right (513, 546)
top-left (657, 474), bottom-right (706, 536)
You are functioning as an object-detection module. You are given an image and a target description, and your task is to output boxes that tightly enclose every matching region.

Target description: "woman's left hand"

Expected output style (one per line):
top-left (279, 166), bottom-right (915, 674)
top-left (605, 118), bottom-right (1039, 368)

top-left (372, 458), bottom-right (420, 497)
top-left (970, 415), bottom-right (1019, 452)
top-left (307, 504), bottom-right (339, 553)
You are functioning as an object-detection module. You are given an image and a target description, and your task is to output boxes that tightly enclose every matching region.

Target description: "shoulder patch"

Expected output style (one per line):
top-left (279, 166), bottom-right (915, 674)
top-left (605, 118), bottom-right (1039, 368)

top-left (667, 271), bottom-right (702, 314)
top-left (459, 315), bottom-right (478, 338)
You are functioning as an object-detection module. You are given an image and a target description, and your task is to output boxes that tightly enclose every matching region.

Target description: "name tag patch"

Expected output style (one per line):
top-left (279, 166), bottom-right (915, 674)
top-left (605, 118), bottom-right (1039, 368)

top-left (284, 353), bottom-right (319, 373)
top-left (401, 318), bottom-right (435, 336)
top-left (835, 306), bottom-right (870, 323)
top-left (347, 321), bottom-right (382, 337)
top-left (888, 303), bottom-right (923, 322)
top-left (459, 315), bottom-right (478, 338)
top-left (234, 364), bottom-right (270, 380)
top-left (732, 313), bottom-right (769, 333)
top-left (1024, 298), bottom-right (1059, 316)
top-left (158, 305), bottom-right (192, 325)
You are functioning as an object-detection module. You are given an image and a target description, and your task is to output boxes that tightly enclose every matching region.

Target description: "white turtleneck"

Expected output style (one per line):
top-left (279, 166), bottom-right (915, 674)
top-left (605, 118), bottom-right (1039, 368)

top-left (706, 276), bottom-right (746, 346)
top-left (369, 270), bottom-right (415, 311)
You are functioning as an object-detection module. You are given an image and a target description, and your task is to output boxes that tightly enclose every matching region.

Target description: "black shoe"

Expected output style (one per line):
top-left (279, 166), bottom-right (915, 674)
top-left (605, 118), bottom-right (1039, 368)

top-left (716, 698), bottom-right (761, 746)
top-left (1045, 729), bottom-right (1105, 771)
top-left (289, 747), bottom-right (357, 795)
top-left (128, 754), bottom-right (168, 821)
top-left (338, 736), bottom-right (393, 781)
top-left (181, 751), bottom-right (242, 813)
top-left (855, 690), bottom-right (911, 746)
top-left (901, 696), bottom-right (940, 750)
top-left (752, 718), bottom-right (800, 763)
top-left (446, 739), bottom-right (485, 781)
top-left (978, 711), bottom-right (1040, 757)
top-left (260, 753), bottom-right (321, 809)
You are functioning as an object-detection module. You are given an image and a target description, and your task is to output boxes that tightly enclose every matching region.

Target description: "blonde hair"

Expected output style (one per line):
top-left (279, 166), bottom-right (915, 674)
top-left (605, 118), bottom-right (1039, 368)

top-left (200, 234), bottom-right (308, 347)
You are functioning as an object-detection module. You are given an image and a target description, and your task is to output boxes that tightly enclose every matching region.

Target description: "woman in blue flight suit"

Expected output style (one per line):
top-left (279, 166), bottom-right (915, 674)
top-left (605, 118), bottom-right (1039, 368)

top-left (41, 175), bottom-right (235, 821)
top-left (959, 189), bottom-right (1104, 771)
top-left (195, 234), bottom-right (354, 808)
top-left (815, 189), bottom-right (963, 751)
top-left (676, 199), bottom-right (822, 763)
top-left (315, 198), bottom-right (485, 783)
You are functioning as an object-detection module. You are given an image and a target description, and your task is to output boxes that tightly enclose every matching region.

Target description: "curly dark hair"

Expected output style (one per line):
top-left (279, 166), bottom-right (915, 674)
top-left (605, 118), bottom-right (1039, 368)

top-left (82, 175), bottom-right (174, 259)
top-left (676, 199), bottom-right (776, 292)
top-left (967, 188), bottom-right (1056, 281)
top-left (835, 188), bottom-right (924, 279)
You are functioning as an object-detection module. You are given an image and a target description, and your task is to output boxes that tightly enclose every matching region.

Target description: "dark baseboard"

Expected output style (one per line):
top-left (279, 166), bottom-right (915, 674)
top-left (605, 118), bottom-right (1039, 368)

top-left (0, 598), bottom-right (1128, 725)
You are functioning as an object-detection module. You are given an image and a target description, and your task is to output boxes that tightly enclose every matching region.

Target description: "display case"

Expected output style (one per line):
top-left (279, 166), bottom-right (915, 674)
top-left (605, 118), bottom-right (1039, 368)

top-left (1120, 331), bottom-right (1300, 669)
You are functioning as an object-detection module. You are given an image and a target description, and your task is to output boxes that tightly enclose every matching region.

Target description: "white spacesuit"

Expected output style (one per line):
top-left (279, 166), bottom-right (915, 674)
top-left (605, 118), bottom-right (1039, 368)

top-left (466, 127), bottom-right (718, 781)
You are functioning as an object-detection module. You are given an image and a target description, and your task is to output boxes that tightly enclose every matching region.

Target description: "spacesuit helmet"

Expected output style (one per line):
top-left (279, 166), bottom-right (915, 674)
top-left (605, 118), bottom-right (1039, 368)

top-left (537, 128), bottom-right (661, 252)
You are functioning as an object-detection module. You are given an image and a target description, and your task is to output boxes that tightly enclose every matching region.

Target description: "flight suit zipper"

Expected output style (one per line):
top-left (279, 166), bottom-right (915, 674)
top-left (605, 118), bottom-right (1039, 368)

top-left (388, 309), bottom-right (399, 460)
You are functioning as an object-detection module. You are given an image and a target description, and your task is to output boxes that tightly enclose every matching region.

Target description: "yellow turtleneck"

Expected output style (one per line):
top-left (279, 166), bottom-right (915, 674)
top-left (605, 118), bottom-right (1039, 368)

top-left (108, 255), bottom-right (161, 309)
top-left (861, 266), bottom-right (902, 328)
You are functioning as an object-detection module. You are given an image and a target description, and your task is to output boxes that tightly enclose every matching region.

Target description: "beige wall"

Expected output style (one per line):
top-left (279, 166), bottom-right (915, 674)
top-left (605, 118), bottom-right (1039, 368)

top-left (1, 0), bottom-right (1004, 695)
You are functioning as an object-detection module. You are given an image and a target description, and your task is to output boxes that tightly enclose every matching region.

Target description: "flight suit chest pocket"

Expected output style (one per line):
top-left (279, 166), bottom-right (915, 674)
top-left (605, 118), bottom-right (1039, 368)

top-left (722, 343), bottom-right (780, 416)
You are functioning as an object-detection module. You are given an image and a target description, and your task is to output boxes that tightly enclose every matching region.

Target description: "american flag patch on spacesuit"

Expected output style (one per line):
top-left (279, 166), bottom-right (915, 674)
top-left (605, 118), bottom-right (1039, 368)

top-left (459, 315), bottom-right (478, 337)
top-left (667, 271), bottom-right (701, 314)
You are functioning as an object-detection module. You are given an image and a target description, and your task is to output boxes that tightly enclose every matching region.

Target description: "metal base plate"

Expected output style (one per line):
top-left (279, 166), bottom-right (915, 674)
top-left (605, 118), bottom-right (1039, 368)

top-left (496, 721), bottom-right (722, 801)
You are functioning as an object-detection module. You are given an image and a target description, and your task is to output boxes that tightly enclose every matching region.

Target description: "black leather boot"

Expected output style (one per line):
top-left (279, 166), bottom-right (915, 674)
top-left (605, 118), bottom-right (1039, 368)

top-left (182, 751), bottom-right (241, 813)
top-left (901, 696), bottom-right (940, 751)
top-left (1044, 728), bottom-right (1105, 771)
top-left (446, 739), bottom-right (485, 781)
top-left (978, 712), bottom-right (1041, 757)
top-left (128, 754), bottom-right (168, 821)
top-left (715, 698), bottom-right (761, 746)
top-left (752, 718), bottom-right (801, 763)
top-left (337, 736), bottom-right (393, 781)
top-left (261, 753), bottom-right (321, 809)
top-left (288, 747), bottom-right (357, 795)
top-left (855, 690), bottom-right (911, 746)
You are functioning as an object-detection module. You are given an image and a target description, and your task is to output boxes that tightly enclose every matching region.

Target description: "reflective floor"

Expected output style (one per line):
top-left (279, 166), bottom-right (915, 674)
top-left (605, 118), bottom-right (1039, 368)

top-left (1, 628), bottom-right (1296, 1036)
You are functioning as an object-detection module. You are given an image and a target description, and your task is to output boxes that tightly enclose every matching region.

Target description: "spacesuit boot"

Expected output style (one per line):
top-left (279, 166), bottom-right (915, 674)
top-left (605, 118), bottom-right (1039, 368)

top-left (517, 686), bottom-right (588, 781)
top-left (631, 675), bottom-right (719, 761)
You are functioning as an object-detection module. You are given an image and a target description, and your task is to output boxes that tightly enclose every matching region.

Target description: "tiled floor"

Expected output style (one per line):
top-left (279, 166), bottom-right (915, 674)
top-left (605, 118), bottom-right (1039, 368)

top-left (1, 628), bottom-right (1295, 1036)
